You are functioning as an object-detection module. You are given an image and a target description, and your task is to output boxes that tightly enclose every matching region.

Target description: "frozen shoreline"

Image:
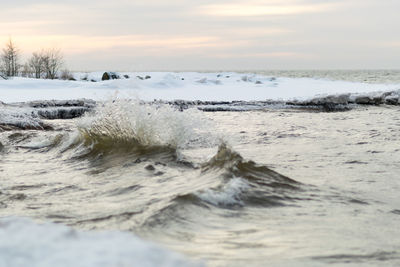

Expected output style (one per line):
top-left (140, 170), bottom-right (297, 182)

top-left (1, 72), bottom-right (399, 130)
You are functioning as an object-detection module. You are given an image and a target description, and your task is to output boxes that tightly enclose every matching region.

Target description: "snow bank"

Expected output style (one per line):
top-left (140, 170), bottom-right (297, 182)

top-left (0, 72), bottom-right (399, 103)
top-left (0, 217), bottom-right (200, 267)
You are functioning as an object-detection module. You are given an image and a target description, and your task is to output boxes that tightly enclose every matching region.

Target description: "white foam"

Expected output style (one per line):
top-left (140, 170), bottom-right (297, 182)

top-left (0, 217), bottom-right (201, 267)
top-left (195, 177), bottom-right (250, 206)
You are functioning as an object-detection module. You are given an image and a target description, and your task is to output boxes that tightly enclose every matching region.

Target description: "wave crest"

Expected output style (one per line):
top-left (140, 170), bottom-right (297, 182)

top-left (203, 143), bottom-right (299, 185)
top-left (61, 99), bottom-right (208, 161)
top-left (173, 144), bottom-right (303, 208)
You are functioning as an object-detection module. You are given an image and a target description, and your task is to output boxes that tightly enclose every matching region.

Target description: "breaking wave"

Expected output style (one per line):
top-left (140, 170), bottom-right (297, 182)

top-left (173, 143), bottom-right (303, 209)
top-left (3, 99), bottom-right (305, 211)
top-left (142, 143), bottom-right (306, 234)
top-left (60, 99), bottom-right (211, 160)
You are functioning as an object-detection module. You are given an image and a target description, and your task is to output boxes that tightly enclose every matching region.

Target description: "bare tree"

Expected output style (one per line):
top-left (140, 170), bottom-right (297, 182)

top-left (21, 62), bottom-right (32, 78)
top-left (27, 48), bottom-right (65, 79)
top-left (1, 38), bottom-right (20, 77)
top-left (42, 48), bottom-right (63, 79)
top-left (28, 50), bottom-right (46, 79)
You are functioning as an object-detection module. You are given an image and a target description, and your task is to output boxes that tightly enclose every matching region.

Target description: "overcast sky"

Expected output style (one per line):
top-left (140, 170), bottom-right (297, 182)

top-left (1, 0), bottom-right (399, 71)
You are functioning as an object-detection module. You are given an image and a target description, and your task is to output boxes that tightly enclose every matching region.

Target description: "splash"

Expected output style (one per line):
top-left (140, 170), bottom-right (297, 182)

top-left (65, 99), bottom-right (211, 158)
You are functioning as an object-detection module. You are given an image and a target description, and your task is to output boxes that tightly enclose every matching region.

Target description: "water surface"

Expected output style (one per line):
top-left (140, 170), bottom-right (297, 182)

top-left (1, 102), bottom-right (400, 266)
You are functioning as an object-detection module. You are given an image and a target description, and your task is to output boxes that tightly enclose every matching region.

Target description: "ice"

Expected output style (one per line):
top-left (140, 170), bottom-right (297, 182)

top-left (0, 99), bottom-right (97, 130)
top-left (0, 106), bottom-right (49, 130)
top-left (0, 217), bottom-right (201, 267)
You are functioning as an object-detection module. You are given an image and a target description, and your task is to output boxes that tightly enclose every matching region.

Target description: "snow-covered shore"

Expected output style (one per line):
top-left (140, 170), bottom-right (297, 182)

top-left (0, 72), bottom-right (399, 103)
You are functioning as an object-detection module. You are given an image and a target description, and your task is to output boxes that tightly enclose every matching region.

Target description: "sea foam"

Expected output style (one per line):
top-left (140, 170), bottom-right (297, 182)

top-left (194, 177), bottom-right (250, 207)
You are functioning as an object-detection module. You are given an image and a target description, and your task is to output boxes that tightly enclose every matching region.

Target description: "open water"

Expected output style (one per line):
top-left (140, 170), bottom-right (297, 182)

top-left (258, 69), bottom-right (400, 84)
top-left (1, 97), bottom-right (400, 266)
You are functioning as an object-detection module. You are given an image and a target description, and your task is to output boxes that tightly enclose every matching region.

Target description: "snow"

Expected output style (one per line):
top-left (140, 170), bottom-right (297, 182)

top-left (0, 217), bottom-right (201, 267)
top-left (0, 72), bottom-right (399, 103)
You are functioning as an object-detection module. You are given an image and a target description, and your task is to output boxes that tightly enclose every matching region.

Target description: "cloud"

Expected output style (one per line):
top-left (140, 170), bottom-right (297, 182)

top-left (0, 34), bottom-right (243, 55)
top-left (214, 52), bottom-right (307, 58)
top-left (199, 2), bottom-right (341, 17)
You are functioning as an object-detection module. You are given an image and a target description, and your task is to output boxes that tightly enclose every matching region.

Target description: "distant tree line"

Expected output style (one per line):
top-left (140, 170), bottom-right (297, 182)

top-left (0, 38), bottom-right (67, 79)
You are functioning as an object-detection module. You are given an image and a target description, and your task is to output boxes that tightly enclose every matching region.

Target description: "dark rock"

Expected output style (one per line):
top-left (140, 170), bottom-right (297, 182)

top-left (145, 75), bottom-right (151, 79)
top-left (136, 76), bottom-right (144, 80)
top-left (372, 96), bottom-right (384, 104)
top-left (199, 106), bottom-right (237, 112)
top-left (255, 81), bottom-right (263, 84)
top-left (28, 99), bottom-right (96, 109)
top-left (123, 75), bottom-right (130, 79)
top-left (36, 107), bottom-right (90, 119)
top-left (353, 96), bottom-right (368, 104)
top-left (385, 94), bottom-right (399, 105)
top-left (286, 94), bottom-right (352, 112)
top-left (309, 94), bottom-right (350, 106)
top-left (102, 72), bottom-right (120, 81)
top-left (354, 95), bottom-right (383, 105)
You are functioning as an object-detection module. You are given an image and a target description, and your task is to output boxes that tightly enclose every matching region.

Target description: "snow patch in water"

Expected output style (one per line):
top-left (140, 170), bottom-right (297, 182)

top-left (0, 217), bottom-right (201, 267)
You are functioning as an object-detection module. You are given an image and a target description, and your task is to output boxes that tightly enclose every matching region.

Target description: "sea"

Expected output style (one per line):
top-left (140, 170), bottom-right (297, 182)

top-left (1, 70), bottom-right (400, 266)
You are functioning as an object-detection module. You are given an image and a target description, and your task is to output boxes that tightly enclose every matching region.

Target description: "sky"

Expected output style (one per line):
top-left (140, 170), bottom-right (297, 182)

top-left (0, 0), bottom-right (400, 71)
